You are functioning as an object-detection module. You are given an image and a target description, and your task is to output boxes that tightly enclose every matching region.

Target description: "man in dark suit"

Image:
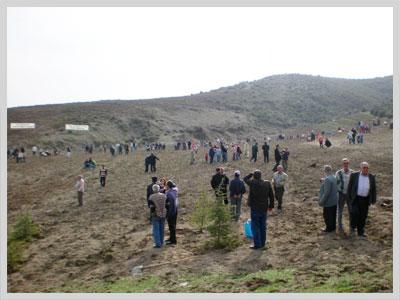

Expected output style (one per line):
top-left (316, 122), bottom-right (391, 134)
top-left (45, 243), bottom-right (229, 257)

top-left (347, 162), bottom-right (377, 238)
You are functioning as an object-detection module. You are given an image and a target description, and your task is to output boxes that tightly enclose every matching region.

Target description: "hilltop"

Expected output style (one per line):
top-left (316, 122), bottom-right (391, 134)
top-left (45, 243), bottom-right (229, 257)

top-left (7, 74), bottom-right (392, 147)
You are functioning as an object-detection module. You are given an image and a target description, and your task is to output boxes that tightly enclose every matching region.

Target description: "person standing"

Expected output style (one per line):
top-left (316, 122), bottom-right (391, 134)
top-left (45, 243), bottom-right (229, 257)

top-left (190, 149), bottom-right (195, 165)
top-left (319, 165), bottom-right (338, 233)
top-left (165, 180), bottom-right (179, 245)
top-left (347, 162), bottom-right (377, 238)
top-left (281, 147), bottom-right (290, 171)
top-left (335, 158), bottom-right (353, 234)
top-left (99, 165), bottom-right (108, 187)
top-left (208, 146), bottom-right (215, 164)
top-left (351, 128), bottom-right (357, 144)
top-left (318, 135), bottom-right (324, 148)
top-left (272, 165), bottom-right (288, 213)
top-left (32, 145), bottom-right (38, 156)
top-left (250, 142), bottom-right (258, 162)
top-left (149, 153), bottom-right (160, 172)
top-left (211, 167), bottom-right (230, 205)
top-left (229, 170), bottom-right (246, 221)
top-left (243, 140), bottom-right (250, 158)
top-left (75, 175), bottom-right (85, 206)
top-left (148, 184), bottom-right (167, 248)
top-left (221, 142), bottom-right (228, 163)
top-left (66, 146), bottom-right (72, 158)
top-left (262, 142), bottom-right (270, 163)
top-left (273, 145), bottom-right (281, 172)
top-left (243, 170), bottom-right (274, 249)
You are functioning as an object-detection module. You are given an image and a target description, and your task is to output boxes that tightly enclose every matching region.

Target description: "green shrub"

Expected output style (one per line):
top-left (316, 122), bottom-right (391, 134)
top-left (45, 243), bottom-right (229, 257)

top-left (7, 240), bottom-right (25, 273)
top-left (190, 191), bottom-right (213, 233)
top-left (10, 213), bottom-right (40, 242)
top-left (8, 213), bottom-right (40, 273)
top-left (206, 201), bottom-right (240, 250)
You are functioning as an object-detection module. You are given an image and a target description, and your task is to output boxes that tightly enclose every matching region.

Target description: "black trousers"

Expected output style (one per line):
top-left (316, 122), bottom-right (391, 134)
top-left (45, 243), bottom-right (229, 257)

top-left (151, 163), bottom-right (156, 172)
top-left (323, 205), bottom-right (337, 232)
top-left (167, 213), bottom-right (177, 243)
top-left (145, 163), bottom-right (149, 172)
top-left (350, 196), bottom-right (369, 235)
top-left (100, 177), bottom-right (106, 187)
top-left (274, 187), bottom-right (284, 209)
top-left (263, 153), bottom-right (269, 163)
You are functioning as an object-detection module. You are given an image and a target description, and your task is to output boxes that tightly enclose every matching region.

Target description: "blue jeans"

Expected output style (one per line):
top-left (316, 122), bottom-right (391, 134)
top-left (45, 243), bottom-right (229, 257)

top-left (251, 209), bottom-right (267, 248)
top-left (152, 217), bottom-right (165, 247)
top-left (230, 197), bottom-right (242, 221)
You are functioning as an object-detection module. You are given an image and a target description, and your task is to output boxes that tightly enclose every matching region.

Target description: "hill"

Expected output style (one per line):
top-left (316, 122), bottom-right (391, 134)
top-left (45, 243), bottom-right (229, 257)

top-left (7, 74), bottom-right (393, 148)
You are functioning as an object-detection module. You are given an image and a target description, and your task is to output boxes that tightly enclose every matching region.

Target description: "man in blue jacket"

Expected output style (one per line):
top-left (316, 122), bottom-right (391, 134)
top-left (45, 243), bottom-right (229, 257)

top-left (229, 170), bottom-right (246, 221)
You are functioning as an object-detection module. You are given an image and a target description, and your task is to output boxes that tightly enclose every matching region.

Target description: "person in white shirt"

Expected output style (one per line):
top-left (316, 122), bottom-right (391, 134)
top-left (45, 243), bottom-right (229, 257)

top-left (272, 165), bottom-right (288, 213)
top-left (335, 158), bottom-right (353, 233)
top-left (75, 175), bottom-right (85, 206)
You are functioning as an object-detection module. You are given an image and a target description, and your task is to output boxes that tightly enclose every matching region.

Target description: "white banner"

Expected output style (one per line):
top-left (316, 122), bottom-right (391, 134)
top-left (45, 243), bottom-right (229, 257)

top-left (65, 124), bottom-right (89, 131)
top-left (10, 123), bottom-right (35, 129)
top-left (65, 124), bottom-right (89, 130)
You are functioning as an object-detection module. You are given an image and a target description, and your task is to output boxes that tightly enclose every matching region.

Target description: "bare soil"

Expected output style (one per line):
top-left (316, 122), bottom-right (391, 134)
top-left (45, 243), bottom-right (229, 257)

top-left (7, 126), bottom-right (393, 292)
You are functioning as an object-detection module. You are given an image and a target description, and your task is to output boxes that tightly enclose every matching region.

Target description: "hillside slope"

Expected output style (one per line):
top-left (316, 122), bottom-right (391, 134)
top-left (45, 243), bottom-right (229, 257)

top-left (7, 74), bottom-right (392, 147)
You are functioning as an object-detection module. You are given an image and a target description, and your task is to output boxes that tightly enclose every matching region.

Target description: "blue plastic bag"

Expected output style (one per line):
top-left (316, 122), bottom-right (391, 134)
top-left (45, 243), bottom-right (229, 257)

top-left (243, 219), bottom-right (253, 239)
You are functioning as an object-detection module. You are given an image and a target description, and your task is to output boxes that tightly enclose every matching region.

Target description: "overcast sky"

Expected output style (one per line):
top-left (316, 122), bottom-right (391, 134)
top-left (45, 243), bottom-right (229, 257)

top-left (7, 7), bottom-right (393, 108)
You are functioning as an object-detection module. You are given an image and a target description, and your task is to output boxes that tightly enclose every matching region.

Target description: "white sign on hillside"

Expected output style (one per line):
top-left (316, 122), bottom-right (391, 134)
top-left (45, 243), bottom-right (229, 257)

top-left (65, 124), bottom-right (89, 131)
top-left (10, 123), bottom-right (35, 129)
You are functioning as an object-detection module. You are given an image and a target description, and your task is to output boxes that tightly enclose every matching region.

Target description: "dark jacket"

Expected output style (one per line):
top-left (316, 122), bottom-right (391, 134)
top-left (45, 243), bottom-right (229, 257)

top-left (262, 143), bottom-right (269, 154)
top-left (166, 188), bottom-right (178, 217)
top-left (243, 173), bottom-right (274, 213)
top-left (209, 147), bottom-right (215, 157)
top-left (229, 178), bottom-right (246, 197)
top-left (252, 144), bottom-right (258, 154)
top-left (211, 173), bottom-right (229, 198)
top-left (275, 148), bottom-right (281, 162)
top-left (148, 154), bottom-right (159, 165)
top-left (146, 183), bottom-right (155, 207)
top-left (347, 172), bottom-right (377, 205)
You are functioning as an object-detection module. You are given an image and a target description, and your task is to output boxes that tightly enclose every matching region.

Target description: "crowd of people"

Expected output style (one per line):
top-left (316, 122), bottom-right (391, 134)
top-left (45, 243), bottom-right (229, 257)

top-left (10, 119), bottom-right (381, 251)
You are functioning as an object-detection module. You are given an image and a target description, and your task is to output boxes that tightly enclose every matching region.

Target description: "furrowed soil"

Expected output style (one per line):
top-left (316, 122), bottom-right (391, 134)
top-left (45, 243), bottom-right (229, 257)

top-left (7, 126), bottom-right (393, 292)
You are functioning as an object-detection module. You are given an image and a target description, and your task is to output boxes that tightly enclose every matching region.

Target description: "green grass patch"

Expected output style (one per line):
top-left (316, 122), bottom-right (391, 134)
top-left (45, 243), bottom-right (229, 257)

top-left (49, 276), bottom-right (160, 293)
top-left (8, 213), bottom-right (40, 273)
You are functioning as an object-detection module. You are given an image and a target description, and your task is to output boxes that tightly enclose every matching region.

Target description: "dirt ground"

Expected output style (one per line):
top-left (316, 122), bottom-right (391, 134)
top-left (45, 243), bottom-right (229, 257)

top-left (7, 126), bottom-right (393, 292)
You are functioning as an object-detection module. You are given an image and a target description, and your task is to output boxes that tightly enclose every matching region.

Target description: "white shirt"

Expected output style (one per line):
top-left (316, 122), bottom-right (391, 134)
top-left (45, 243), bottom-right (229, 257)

top-left (75, 179), bottom-right (85, 192)
top-left (357, 174), bottom-right (370, 197)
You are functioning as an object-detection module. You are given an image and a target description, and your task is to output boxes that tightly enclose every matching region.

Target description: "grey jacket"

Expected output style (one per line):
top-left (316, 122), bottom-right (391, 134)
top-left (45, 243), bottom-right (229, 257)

top-left (319, 174), bottom-right (338, 207)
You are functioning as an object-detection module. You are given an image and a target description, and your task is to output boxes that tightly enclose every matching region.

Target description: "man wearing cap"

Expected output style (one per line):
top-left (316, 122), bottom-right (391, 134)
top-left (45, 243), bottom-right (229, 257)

top-left (244, 170), bottom-right (275, 249)
top-left (229, 170), bottom-right (246, 221)
top-left (335, 158), bottom-right (353, 234)
top-left (211, 167), bottom-right (230, 205)
top-left (272, 165), bottom-right (288, 213)
top-left (347, 162), bottom-right (377, 238)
